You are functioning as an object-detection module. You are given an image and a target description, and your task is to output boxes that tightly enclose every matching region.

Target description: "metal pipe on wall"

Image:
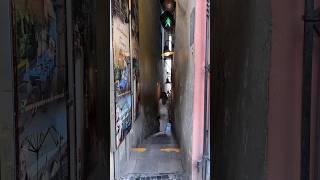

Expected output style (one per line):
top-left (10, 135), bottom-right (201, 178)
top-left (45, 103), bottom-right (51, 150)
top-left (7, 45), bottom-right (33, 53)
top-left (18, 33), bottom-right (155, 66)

top-left (301, 0), bottom-right (315, 179)
top-left (316, 63), bottom-right (320, 180)
top-left (202, 0), bottom-right (211, 179)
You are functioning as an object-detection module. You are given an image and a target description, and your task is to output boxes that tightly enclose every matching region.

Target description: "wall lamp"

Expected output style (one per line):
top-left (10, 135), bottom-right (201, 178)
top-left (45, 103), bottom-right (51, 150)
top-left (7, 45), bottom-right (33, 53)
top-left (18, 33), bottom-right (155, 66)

top-left (161, 45), bottom-right (174, 57)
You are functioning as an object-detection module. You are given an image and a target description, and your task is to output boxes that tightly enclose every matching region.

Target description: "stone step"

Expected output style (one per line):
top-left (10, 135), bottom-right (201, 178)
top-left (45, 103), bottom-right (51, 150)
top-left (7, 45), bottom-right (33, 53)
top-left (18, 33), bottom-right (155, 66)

top-left (129, 151), bottom-right (182, 161)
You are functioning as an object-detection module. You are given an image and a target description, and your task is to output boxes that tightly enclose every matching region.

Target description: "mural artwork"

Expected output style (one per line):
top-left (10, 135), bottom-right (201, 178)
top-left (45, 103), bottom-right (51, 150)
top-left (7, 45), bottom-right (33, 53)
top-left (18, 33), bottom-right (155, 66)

top-left (112, 0), bottom-right (132, 147)
top-left (13, 0), bottom-right (69, 179)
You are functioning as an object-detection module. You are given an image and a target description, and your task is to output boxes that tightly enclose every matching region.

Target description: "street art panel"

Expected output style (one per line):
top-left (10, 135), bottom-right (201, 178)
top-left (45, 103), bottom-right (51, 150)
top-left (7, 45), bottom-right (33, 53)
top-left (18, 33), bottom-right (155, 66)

top-left (112, 0), bottom-right (132, 148)
top-left (115, 94), bottom-right (132, 147)
top-left (131, 0), bottom-right (140, 121)
top-left (19, 102), bottom-right (68, 180)
top-left (13, 0), bottom-right (69, 179)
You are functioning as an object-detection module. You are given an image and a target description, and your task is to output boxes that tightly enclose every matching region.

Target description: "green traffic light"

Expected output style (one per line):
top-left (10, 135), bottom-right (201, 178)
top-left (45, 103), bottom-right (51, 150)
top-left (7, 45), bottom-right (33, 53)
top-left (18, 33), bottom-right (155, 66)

top-left (160, 10), bottom-right (175, 31)
top-left (165, 18), bottom-right (171, 28)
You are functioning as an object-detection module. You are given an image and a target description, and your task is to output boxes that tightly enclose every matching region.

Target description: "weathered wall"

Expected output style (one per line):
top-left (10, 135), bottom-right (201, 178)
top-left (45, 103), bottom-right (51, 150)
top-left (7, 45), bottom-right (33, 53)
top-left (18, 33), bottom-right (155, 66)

top-left (114, 115), bottom-right (145, 178)
top-left (212, 0), bottom-right (271, 179)
top-left (138, 0), bottom-right (162, 138)
top-left (0, 0), bottom-right (15, 179)
top-left (113, 0), bottom-right (161, 178)
top-left (173, 0), bottom-right (196, 179)
top-left (268, 0), bottom-right (320, 179)
top-left (192, 0), bottom-right (208, 179)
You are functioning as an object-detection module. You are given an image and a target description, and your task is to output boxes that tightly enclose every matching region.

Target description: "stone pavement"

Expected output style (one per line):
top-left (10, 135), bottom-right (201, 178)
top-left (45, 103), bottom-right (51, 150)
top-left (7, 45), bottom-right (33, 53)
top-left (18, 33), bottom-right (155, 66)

top-left (118, 133), bottom-right (185, 180)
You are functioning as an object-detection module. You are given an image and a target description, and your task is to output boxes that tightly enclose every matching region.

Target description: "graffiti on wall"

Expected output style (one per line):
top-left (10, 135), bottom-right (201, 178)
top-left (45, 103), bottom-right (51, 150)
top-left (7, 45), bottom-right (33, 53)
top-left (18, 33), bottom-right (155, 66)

top-left (13, 0), bottom-right (69, 179)
top-left (112, 0), bottom-right (132, 147)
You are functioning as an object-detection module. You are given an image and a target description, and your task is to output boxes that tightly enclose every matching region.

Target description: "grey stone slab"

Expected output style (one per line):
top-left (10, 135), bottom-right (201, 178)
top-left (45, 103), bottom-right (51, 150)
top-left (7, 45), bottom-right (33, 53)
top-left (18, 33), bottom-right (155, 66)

top-left (157, 160), bottom-right (183, 174)
top-left (146, 134), bottom-right (177, 144)
top-left (148, 135), bottom-right (176, 145)
top-left (168, 152), bottom-right (182, 159)
top-left (134, 160), bottom-right (158, 173)
top-left (121, 160), bottom-right (137, 175)
top-left (130, 151), bottom-right (147, 160)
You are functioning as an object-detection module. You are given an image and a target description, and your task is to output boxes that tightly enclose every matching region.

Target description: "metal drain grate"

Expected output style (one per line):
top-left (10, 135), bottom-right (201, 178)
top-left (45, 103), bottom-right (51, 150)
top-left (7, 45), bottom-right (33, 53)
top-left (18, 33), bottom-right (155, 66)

top-left (119, 173), bottom-right (185, 180)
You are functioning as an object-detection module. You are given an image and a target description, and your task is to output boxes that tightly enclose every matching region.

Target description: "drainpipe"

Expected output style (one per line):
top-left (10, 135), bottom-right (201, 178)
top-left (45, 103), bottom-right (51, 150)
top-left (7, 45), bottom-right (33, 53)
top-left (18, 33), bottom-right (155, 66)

top-left (301, 0), bottom-right (319, 179)
top-left (202, 0), bottom-right (211, 179)
top-left (317, 71), bottom-right (320, 180)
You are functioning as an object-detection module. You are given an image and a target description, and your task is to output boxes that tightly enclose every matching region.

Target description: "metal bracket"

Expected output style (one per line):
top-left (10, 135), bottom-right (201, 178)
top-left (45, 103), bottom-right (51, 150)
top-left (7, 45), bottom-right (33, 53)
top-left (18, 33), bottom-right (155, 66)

top-left (197, 155), bottom-right (211, 173)
top-left (203, 155), bottom-right (210, 162)
top-left (206, 0), bottom-right (211, 17)
top-left (303, 8), bottom-right (320, 22)
top-left (303, 8), bottom-right (320, 36)
top-left (196, 160), bottom-right (202, 172)
top-left (205, 64), bottom-right (213, 73)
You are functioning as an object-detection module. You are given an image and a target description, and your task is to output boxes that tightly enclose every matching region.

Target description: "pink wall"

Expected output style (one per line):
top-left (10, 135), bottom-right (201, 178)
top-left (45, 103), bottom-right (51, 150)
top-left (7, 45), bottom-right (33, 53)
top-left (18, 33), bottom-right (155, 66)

top-left (268, 0), bottom-right (320, 179)
top-left (192, 0), bottom-right (207, 179)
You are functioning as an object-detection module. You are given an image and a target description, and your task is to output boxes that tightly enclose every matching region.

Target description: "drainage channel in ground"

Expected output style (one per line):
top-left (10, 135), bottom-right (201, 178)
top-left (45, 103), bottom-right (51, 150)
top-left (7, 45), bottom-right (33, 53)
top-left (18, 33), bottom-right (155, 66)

top-left (118, 173), bottom-right (185, 180)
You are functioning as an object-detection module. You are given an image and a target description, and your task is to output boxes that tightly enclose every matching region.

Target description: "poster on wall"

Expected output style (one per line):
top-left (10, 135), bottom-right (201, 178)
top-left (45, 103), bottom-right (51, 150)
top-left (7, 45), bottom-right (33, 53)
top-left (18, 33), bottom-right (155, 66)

top-left (13, 0), bottom-right (69, 179)
top-left (112, 0), bottom-right (132, 147)
top-left (131, 0), bottom-right (140, 121)
top-left (115, 94), bottom-right (132, 147)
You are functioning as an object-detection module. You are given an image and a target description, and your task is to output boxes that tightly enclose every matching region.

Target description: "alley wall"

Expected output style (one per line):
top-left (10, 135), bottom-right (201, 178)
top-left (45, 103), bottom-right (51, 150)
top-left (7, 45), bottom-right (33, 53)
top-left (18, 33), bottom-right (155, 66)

top-left (173, 0), bottom-right (196, 179)
top-left (112, 0), bottom-right (161, 178)
top-left (137, 0), bottom-right (162, 138)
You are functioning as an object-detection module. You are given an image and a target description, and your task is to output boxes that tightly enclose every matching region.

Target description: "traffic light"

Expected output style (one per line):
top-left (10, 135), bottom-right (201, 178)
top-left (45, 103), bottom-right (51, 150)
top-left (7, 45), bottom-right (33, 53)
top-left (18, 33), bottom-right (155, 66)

top-left (160, 11), bottom-right (175, 32)
top-left (160, 0), bottom-right (176, 12)
top-left (160, 0), bottom-right (175, 32)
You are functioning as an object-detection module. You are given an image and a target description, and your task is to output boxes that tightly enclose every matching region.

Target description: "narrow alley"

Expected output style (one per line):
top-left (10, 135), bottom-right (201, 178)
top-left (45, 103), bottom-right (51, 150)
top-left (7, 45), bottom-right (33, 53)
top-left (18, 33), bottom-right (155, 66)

top-left (1, 0), bottom-right (320, 179)
top-left (110, 0), bottom-right (211, 179)
top-left (1, 0), bottom-right (212, 179)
